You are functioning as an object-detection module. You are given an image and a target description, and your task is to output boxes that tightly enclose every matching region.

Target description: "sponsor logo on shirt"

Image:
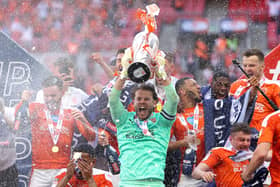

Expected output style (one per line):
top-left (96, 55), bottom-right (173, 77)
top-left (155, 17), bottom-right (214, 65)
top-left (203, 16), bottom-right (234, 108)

top-left (232, 162), bottom-right (247, 172)
top-left (38, 126), bottom-right (70, 136)
top-left (125, 129), bottom-right (155, 139)
top-left (255, 102), bottom-right (265, 112)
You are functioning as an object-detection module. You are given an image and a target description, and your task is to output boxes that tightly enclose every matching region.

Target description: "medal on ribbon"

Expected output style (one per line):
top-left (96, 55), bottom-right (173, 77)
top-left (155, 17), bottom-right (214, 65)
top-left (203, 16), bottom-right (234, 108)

top-left (52, 146), bottom-right (59, 153)
top-left (45, 107), bottom-right (64, 153)
top-left (134, 116), bottom-right (153, 137)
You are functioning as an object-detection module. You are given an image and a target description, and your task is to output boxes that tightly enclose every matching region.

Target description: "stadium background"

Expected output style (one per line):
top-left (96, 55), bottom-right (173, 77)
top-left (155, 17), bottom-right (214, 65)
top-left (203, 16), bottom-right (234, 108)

top-left (0, 0), bottom-right (276, 93)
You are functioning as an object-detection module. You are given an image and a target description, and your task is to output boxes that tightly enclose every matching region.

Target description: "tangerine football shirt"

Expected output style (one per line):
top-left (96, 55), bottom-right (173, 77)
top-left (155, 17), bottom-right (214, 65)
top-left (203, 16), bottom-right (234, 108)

top-left (202, 147), bottom-right (249, 187)
top-left (54, 168), bottom-right (113, 187)
top-left (259, 110), bottom-right (280, 184)
top-left (230, 78), bottom-right (280, 131)
top-left (29, 103), bottom-right (96, 169)
top-left (171, 104), bottom-right (205, 165)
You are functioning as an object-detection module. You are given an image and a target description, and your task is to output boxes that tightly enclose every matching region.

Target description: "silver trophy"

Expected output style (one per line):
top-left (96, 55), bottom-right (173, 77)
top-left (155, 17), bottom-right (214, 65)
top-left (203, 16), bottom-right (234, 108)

top-left (120, 4), bottom-right (166, 83)
top-left (127, 31), bottom-right (159, 83)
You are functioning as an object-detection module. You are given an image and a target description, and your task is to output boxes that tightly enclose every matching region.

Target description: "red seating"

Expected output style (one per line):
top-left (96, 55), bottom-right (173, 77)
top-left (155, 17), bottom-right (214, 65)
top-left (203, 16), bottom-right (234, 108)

top-left (160, 6), bottom-right (178, 24)
top-left (157, 0), bottom-right (171, 9)
top-left (228, 0), bottom-right (268, 22)
top-left (159, 0), bottom-right (206, 24)
top-left (248, 0), bottom-right (258, 21)
top-left (189, 0), bottom-right (206, 16)
top-left (228, 0), bottom-right (247, 18)
top-left (255, 0), bottom-right (268, 22)
top-left (267, 21), bottom-right (278, 49)
top-left (248, 0), bottom-right (268, 22)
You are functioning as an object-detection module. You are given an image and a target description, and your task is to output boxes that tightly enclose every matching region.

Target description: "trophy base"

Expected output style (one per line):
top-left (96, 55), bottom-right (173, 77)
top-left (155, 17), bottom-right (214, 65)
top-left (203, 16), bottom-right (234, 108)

top-left (127, 62), bottom-right (151, 83)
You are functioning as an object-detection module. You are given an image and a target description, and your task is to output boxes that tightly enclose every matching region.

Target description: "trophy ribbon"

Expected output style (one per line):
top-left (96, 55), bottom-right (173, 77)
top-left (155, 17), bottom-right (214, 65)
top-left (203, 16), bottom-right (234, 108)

top-left (136, 4), bottom-right (160, 33)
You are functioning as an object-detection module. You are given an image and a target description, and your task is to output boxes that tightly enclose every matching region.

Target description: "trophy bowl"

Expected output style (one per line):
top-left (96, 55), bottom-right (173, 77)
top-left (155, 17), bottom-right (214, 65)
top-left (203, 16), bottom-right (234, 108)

top-left (127, 62), bottom-right (151, 83)
top-left (127, 31), bottom-right (159, 83)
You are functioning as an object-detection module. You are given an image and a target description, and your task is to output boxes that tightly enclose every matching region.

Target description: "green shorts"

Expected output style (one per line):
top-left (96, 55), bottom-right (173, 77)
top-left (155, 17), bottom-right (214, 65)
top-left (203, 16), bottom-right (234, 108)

top-left (119, 179), bottom-right (164, 187)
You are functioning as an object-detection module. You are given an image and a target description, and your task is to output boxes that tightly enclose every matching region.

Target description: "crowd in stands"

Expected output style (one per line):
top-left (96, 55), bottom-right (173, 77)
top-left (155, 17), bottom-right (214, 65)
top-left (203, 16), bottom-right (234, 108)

top-left (0, 0), bottom-right (205, 54)
top-left (2, 0), bottom-right (276, 89)
top-left (1, 0), bottom-right (196, 53)
top-left (0, 0), bottom-right (143, 52)
top-left (176, 33), bottom-right (243, 86)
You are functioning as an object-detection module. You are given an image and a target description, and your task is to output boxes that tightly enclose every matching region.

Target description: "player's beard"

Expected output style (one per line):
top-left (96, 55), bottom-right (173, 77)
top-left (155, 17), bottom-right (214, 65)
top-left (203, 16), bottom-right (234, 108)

top-left (187, 90), bottom-right (201, 103)
top-left (46, 100), bottom-right (60, 112)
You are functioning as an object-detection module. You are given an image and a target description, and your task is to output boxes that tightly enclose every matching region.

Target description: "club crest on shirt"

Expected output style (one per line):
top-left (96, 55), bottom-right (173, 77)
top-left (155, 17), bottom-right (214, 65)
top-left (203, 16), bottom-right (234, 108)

top-left (187, 116), bottom-right (194, 125)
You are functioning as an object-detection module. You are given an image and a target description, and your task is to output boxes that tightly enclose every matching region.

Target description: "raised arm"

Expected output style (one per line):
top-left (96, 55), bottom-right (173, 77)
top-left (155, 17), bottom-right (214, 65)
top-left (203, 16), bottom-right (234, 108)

top-left (72, 109), bottom-right (96, 141)
top-left (56, 160), bottom-right (75, 187)
top-left (160, 77), bottom-right (179, 120)
top-left (108, 78), bottom-right (128, 126)
top-left (91, 53), bottom-right (114, 79)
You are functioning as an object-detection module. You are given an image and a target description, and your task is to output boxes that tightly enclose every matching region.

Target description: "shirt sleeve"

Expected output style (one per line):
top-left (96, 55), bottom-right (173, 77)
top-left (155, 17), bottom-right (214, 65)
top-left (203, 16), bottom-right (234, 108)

top-left (258, 114), bottom-right (276, 144)
top-left (201, 149), bottom-right (221, 169)
top-left (229, 80), bottom-right (247, 96)
top-left (109, 87), bottom-right (128, 127)
top-left (52, 172), bottom-right (69, 187)
top-left (99, 178), bottom-right (113, 187)
top-left (172, 117), bottom-right (183, 140)
top-left (229, 81), bottom-right (237, 96)
top-left (78, 88), bottom-right (89, 102)
top-left (160, 84), bottom-right (179, 122)
top-left (93, 174), bottom-right (113, 187)
top-left (272, 84), bottom-right (280, 107)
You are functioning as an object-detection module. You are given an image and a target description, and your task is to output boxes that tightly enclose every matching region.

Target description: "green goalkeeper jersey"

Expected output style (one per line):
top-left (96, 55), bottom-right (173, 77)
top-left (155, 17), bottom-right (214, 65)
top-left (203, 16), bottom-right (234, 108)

top-left (109, 84), bottom-right (179, 182)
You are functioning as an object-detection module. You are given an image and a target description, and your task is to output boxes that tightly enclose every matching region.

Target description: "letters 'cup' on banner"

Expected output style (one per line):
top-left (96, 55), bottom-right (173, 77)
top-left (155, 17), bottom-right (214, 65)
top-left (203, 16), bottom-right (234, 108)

top-left (120, 4), bottom-right (167, 83)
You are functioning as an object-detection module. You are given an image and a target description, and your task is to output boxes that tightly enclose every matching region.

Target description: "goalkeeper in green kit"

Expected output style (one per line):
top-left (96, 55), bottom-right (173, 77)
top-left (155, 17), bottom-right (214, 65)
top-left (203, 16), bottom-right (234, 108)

top-left (109, 74), bottom-right (179, 187)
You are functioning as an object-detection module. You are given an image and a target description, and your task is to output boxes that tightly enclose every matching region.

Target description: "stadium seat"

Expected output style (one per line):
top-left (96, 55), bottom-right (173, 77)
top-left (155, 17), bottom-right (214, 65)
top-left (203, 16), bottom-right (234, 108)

top-left (229, 0), bottom-right (268, 22)
top-left (248, 0), bottom-right (268, 22)
top-left (191, 0), bottom-right (206, 16)
top-left (256, 0), bottom-right (268, 22)
top-left (267, 21), bottom-right (278, 49)
top-left (228, 0), bottom-right (248, 18)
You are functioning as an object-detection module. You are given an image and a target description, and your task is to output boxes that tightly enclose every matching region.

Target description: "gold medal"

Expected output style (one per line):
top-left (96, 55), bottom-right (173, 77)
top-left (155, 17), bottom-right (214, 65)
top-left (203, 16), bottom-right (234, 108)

top-left (52, 146), bottom-right (59, 153)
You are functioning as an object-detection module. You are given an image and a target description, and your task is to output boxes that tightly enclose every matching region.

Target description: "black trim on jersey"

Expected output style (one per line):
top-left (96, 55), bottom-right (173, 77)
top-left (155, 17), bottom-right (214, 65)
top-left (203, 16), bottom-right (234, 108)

top-left (160, 109), bottom-right (175, 120)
